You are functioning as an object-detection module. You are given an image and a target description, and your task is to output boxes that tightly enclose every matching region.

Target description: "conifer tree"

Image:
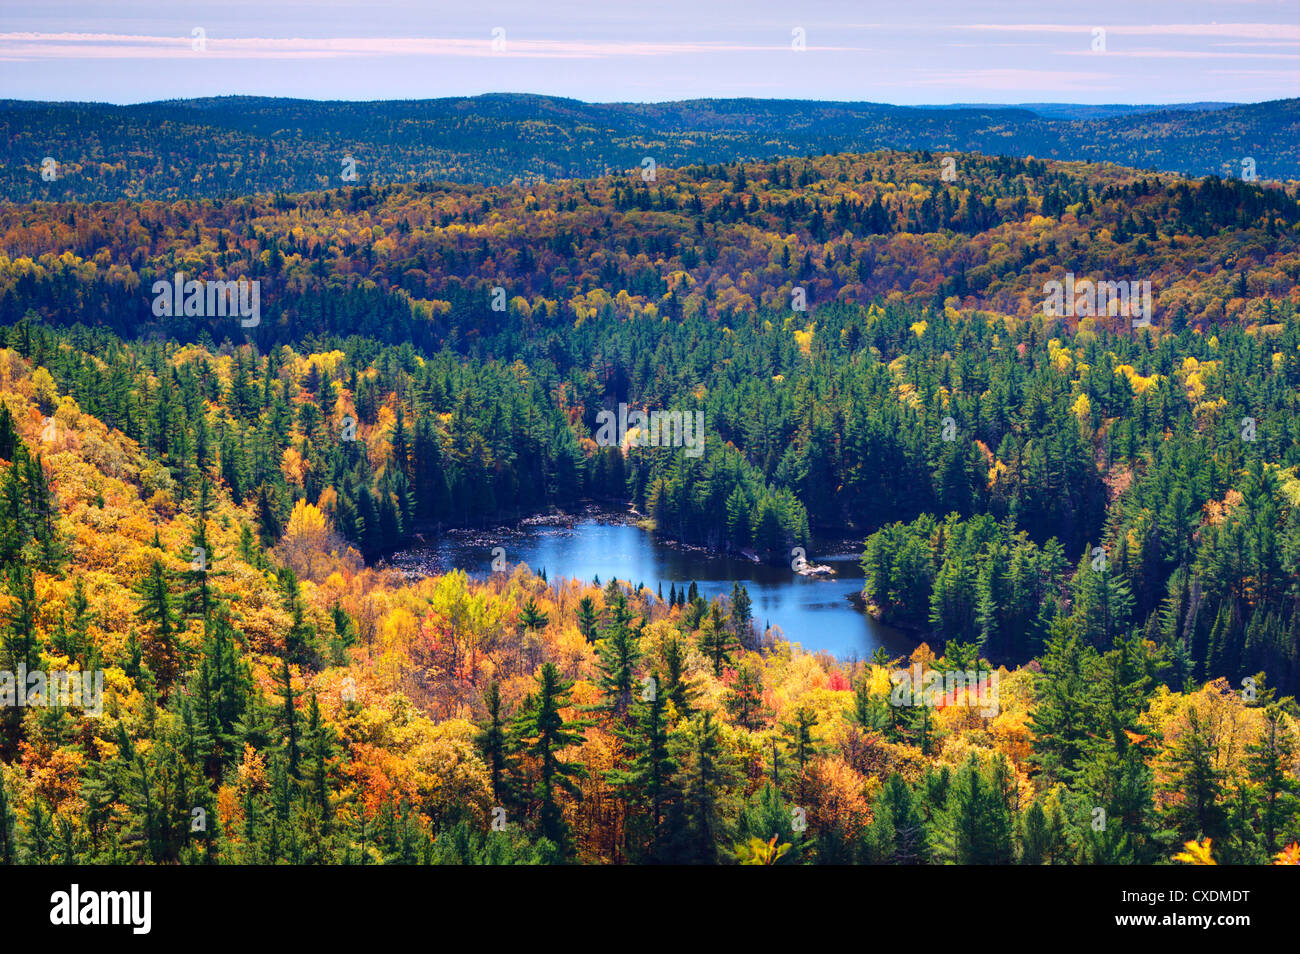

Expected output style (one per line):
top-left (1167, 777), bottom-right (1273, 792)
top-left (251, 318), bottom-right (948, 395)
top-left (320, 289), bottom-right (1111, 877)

top-left (595, 593), bottom-right (642, 717)
top-left (668, 710), bottom-right (737, 864)
top-left (606, 674), bottom-right (676, 860)
top-left (575, 596), bottom-right (599, 642)
top-left (509, 663), bottom-right (589, 856)
top-left (477, 682), bottom-right (514, 808)
top-left (1243, 705), bottom-right (1298, 856)
top-left (1160, 707), bottom-right (1226, 843)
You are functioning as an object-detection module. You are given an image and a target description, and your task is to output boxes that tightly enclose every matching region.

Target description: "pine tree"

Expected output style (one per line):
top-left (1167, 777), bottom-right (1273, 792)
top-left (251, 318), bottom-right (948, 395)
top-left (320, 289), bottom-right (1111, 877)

top-left (698, 602), bottom-right (736, 677)
top-left (782, 704), bottom-right (818, 781)
top-left (732, 783), bottom-right (807, 865)
top-left (932, 753), bottom-right (1015, 864)
top-left (1160, 707), bottom-right (1226, 843)
top-left (606, 674), bottom-right (676, 860)
top-left (518, 597), bottom-right (549, 634)
top-left (595, 593), bottom-right (641, 717)
top-left (859, 773), bottom-right (929, 864)
top-left (134, 556), bottom-right (181, 687)
top-left (729, 582), bottom-right (753, 646)
top-left (477, 682), bottom-right (514, 808)
top-left (0, 769), bottom-right (15, 863)
top-left (1244, 705), bottom-right (1299, 856)
top-left (180, 475), bottom-right (223, 620)
top-left (575, 596), bottom-right (599, 642)
top-left (1018, 798), bottom-right (1067, 865)
top-left (667, 711), bottom-right (737, 864)
top-left (277, 655), bottom-right (301, 779)
top-left (724, 659), bottom-right (765, 730)
top-left (304, 692), bottom-right (338, 831)
top-left (509, 663), bottom-right (589, 856)
top-left (661, 634), bottom-right (694, 716)
top-left (1028, 616), bottom-right (1101, 784)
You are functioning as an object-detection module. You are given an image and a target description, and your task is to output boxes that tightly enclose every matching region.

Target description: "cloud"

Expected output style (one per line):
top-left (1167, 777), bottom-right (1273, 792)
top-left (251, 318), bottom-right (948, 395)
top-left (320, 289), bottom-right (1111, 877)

top-left (0, 32), bottom-right (868, 61)
top-left (957, 23), bottom-right (1300, 41)
top-left (1061, 48), bottom-right (1299, 59)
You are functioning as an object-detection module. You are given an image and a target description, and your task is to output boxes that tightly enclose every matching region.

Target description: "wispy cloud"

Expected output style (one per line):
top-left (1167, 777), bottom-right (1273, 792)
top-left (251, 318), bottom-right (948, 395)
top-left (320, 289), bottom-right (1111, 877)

top-left (1061, 48), bottom-right (1298, 59)
top-left (0, 32), bottom-right (867, 61)
top-left (957, 23), bottom-right (1300, 41)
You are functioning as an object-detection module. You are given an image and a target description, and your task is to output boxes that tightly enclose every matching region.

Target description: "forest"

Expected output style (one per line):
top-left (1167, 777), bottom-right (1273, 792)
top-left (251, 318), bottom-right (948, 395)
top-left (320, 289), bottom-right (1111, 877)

top-left (3, 96), bottom-right (1296, 201)
top-left (0, 145), bottom-right (1297, 864)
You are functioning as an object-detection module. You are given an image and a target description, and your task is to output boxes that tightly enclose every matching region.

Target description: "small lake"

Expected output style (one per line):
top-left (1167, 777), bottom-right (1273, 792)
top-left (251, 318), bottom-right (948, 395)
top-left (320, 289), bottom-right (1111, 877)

top-left (386, 514), bottom-right (915, 661)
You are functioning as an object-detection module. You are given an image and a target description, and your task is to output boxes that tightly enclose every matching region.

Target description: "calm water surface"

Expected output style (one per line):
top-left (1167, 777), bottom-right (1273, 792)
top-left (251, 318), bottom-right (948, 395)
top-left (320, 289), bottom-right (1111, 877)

top-left (388, 516), bottom-right (914, 660)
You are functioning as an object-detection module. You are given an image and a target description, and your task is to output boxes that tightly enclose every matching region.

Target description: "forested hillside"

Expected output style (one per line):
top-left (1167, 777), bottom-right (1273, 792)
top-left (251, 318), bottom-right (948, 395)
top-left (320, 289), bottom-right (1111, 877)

top-left (2, 95), bottom-right (1296, 201)
top-left (0, 346), bottom-right (1297, 865)
top-left (1, 145), bottom-right (1299, 865)
top-left (4, 151), bottom-right (1298, 345)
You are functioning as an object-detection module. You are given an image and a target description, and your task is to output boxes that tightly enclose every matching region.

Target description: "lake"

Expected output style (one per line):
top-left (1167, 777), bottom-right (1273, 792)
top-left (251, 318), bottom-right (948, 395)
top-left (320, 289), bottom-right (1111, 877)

top-left (385, 513), bottom-right (915, 660)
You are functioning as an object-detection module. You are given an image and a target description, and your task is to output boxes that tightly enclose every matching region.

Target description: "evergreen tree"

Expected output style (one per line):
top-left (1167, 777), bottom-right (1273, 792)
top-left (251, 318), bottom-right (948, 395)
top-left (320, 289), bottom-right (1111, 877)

top-left (509, 663), bottom-right (589, 857)
top-left (667, 711), bottom-right (737, 864)
top-left (860, 773), bottom-right (930, 864)
top-left (477, 682), bottom-right (514, 808)
top-left (931, 753), bottom-right (1015, 865)
top-left (1160, 707), bottom-right (1226, 844)
top-left (606, 674), bottom-right (676, 861)
top-left (1243, 705), bottom-right (1299, 857)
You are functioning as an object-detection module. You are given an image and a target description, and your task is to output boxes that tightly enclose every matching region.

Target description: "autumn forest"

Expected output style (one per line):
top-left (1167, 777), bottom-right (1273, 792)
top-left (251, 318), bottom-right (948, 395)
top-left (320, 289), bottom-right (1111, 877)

top-left (1, 96), bottom-right (1299, 870)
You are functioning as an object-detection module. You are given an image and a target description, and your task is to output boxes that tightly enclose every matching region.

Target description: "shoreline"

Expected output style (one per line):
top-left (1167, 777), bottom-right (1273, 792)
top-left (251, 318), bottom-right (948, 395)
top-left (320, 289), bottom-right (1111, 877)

top-left (381, 501), bottom-right (869, 579)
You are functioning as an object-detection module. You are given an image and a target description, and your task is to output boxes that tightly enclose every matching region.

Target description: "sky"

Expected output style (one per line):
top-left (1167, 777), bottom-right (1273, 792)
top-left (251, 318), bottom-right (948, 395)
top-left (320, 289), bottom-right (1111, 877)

top-left (1, 0), bottom-right (1297, 105)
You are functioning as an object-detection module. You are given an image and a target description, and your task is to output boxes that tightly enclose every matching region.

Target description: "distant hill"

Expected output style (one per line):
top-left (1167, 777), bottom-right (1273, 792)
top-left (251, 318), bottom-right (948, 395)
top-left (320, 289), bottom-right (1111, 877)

top-left (1, 95), bottom-right (1295, 201)
top-left (911, 102), bottom-right (1239, 120)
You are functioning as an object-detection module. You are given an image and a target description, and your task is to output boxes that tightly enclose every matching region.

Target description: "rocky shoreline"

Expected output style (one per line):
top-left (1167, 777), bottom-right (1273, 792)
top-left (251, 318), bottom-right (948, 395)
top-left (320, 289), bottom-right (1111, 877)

top-left (379, 504), bottom-right (864, 583)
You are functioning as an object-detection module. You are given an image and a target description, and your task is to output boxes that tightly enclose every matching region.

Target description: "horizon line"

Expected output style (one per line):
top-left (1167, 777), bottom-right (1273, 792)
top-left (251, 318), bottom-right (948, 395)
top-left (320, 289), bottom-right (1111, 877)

top-left (1, 92), bottom-right (1288, 109)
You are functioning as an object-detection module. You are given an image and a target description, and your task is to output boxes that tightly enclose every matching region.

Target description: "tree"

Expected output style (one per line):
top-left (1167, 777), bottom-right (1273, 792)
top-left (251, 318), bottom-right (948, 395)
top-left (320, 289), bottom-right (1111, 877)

top-left (0, 769), bottom-right (15, 863)
top-left (1018, 795), bottom-right (1067, 865)
top-left (1160, 707), bottom-right (1226, 844)
top-left (667, 711), bottom-right (737, 864)
top-left (1243, 705), bottom-right (1298, 856)
top-left (303, 692), bottom-right (338, 831)
top-left (276, 655), bottom-right (301, 779)
top-left (135, 556), bottom-right (181, 686)
top-left (729, 582), bottom-right (753, 646)
top-left (518, 597), bottom-right (549, 635)
top-left (477, 682), bottom-right (514, 808)
top-left (860, 773), bottom-right (929, 864)
top-left (782, 705), bottom-right (819, 782)
top-left (595, 592), bottom-right (641, 717)
top-left (509, 663), bottom-right (589, 856)
top-left (180, 475), bottom-right (222, 620)
top-left (661, 634), bottom-right (695, 716)
top-left (698, 602), bottom-right (736, 677)
top-left (724, 660), bottom-right (765, 730)
top-left (931, 753), bottom-right (1015, 865)
top-left (606, 674), bottom-right (676, 860)
top-left (732, 784), bottom-right (807, 864)
top-left (575, 596), bottom-right (599, 642)
top-left (1028, 616), bottom-right (1101, 784)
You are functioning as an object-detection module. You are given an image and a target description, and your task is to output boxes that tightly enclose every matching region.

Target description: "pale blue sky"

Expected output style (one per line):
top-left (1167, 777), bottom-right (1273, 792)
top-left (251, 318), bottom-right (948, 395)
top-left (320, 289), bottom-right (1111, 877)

top-left (1, 0), bottom-right (1297, 104)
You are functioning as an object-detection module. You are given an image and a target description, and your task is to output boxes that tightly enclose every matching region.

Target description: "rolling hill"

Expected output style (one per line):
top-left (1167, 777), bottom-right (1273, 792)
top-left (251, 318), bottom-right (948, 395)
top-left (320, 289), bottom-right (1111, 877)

top-left (2, 95), bottom-right (1296, 202)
